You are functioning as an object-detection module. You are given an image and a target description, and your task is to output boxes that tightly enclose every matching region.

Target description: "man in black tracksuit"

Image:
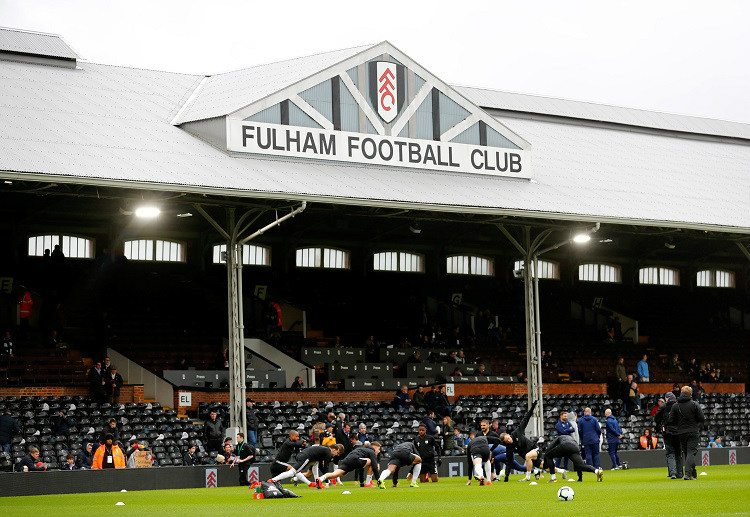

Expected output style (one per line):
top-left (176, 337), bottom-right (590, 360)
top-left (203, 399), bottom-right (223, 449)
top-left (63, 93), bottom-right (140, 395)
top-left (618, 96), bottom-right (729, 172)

top-left (543, 434), bottom-right (602, 482)
top-left (668, 386), bottom-right (705, 480)
top-left (654, 391), bottom-right (682, 478)
top-left (270, 444), bottom-right (343, 485)
top-left (318, 442), bottom-right (381, 487)
top-left (203, 411), bottom-right (225, 454)
top-left (377, 441), bottom-right (422, 488)
top-left (270, 430), bottom-right (306, 477)
top-left (414, 424), bottom-right (442, 482)
top-left (500, 400), bottom-right (540, 482)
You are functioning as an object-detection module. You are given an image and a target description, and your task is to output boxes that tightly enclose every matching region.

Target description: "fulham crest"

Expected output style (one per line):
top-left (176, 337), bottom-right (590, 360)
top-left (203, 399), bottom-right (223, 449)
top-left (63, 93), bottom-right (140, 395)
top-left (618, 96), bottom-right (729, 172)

top-left (376, 62), bottom-right (398, 123)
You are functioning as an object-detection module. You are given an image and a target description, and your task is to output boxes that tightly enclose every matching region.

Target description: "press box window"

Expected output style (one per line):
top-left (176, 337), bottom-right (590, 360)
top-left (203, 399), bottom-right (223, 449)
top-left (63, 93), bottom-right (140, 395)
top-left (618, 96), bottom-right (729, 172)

top-left (124, 239), bottom-right (184, 262)
top-left (447, 255), bottom-right (494, 276)
top-left (639, 266), bottom-right (679, 286)
top-left (28, 234), bottom-right (94, 259)
top-left (696, 269), bottom-right (735, 288)
top-left (513, 259), bottom-right (559, 280)
top-left (373, 251), bottom-right (424, 273)
top-left (296, 247), bottom-right (350, 269)
top-left (578, 263), bottom-right (621, 283)
top-left (212, 244), bottom-right (271, 266)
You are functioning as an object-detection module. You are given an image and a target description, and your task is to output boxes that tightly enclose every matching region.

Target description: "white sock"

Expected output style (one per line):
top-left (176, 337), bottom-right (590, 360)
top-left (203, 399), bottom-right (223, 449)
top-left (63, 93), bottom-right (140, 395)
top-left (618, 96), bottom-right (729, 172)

top-left (294, 472), bottom-right (310, 484)
top-left (319, 473), bottom-right (329, 481)
top-left (473, 463), bottom-right (483, 478)
top-left (484, 461), bottom-right (492, 480)
top-left (525, 470), bottom-right (531, 480)
top-left (379, 470), bottom-right (391, 482)
top-left (272, 469), bottom-right (296, 482)
top-left (412, 463), bottom-right (421, 481)
top-left (499, 469), bottom-right (505, 477)
top-left (551, 473), bottom-right (557, 481)
top-left (555, 468), bottom-right (566, 474)
top-left (365, 475), bottom-right (372, 484)
top-left (312, 464), bottom-right (319, 478)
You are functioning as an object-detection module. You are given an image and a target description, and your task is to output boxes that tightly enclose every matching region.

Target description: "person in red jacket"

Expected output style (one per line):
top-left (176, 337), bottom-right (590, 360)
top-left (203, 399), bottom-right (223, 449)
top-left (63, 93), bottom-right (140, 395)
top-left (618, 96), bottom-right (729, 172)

top-left (18, 289), bottom-right (33, 339)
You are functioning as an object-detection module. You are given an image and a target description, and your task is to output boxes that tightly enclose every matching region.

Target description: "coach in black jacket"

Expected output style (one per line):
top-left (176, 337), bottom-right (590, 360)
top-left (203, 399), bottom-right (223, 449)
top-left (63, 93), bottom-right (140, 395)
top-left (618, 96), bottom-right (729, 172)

top-left (654, 392), bottom-right (682, 478)
top-left (667, 386), bottom-right (705, 480)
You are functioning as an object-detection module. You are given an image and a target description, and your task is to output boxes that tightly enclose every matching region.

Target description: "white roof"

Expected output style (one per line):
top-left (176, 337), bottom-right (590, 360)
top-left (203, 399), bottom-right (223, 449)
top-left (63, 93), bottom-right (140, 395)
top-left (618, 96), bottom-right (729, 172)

top-left (0, 56), bottom-right (749, 233)
top-left (0, 27), bottom-right (79, 60)
top-left (456, 85), bottom-right (750, 141)
top-left (173, 44), bottom-right (373, 124)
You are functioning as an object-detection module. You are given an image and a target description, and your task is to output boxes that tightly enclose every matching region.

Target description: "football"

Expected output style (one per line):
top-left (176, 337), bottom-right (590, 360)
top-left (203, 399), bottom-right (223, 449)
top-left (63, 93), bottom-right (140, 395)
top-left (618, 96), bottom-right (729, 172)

top-left (557, 486), bottom-right (575, 501)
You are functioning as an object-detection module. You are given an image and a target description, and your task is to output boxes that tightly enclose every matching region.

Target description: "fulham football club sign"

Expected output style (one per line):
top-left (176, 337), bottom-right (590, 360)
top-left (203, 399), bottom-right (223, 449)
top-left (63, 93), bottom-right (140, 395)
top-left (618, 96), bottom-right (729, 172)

top-left (376, 62), bottom-right (398, 123)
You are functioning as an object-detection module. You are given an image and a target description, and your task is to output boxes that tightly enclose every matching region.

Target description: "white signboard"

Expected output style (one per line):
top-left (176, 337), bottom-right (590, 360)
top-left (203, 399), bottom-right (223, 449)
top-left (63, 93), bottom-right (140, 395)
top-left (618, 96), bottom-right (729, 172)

top-left (178, 392), bottom-right (192, 407)
top-left (376, 62), bottom-right (398, 123)
top-left (445, 383), bottom-right (455, 397)
top-left (228, 120), bottom-right (530, 179)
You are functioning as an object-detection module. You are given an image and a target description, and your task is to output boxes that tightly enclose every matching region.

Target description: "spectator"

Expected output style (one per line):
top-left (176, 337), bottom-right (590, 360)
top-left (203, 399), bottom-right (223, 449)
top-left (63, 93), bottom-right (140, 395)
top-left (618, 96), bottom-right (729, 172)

top-left (671, 383), bottom-right (681, 399)
top-left (87, 361), bottom-right (106, 403)
top-left (245, 399), bottom-right (259, 446)
top-left (479, 419), bottom-right (497, 438)
top-left (92, 434), bottom-right (126, 469)
top-left (449, 351), bottom-right (458, 363)
top-left (708, 437), bottom-right (723, 448)
top-left (667, 385), bottom-right (705, 481)
top-left (516, 371), bottom-right (526, 383)
top-left (176, 357), bottom-right (193, 369)
top-left (264, 300), bottom-right (283, 339)
top-left (687, 359), bottom-right (699, 379)
top-left (654, 391), bottom-right (681, 479)
top-left (406, 350), bottom-right (422, 364)
top-left (568, 411), bottom-right (580, 446)
top-left (615, 357), bottom-right (628, 401)
top-left (0, 411), bottom-right (21, 454)
top-left (106, 366), bottom-right (124, 404)
top-left (47, 329), bottom-right (67, 349)
top-left (101, 418), bottom-right (121, 446)
top-left (690, 380), bottom-right (704, 402)
top-left (17, 289), bottom-right (33, 339)
top-left (102, 357), bottom-right (112, 374)
top-left (442, 416), bottom-right (455, 451)
top-left (627, 382), bottom-right (640, 415)
top-left (639, 428), bottom-right (658, 449)
top-left (464, 431), bottom-right (475, 447)
top-left (223, 436), bottom-right (234, 452)
top-left (412, 386), bottom-right (426, 409)
top-left (451, 367), bottom-right (463, 377)
top-left (473, 364), bottom-right (487, 376)
top-left (424, 385), bottom-right (438, 410)
top-left (183, 444), bottom-right (198, 466)
top-left (422, 410), bottom-right (438, 437)
top-left (51, 244), bottom-right (65, 263)
top-left (60, 453), bottom-right (77, 470)
top-left (76, 442), bottom-right (94, 469)
top-left (455, 350), bottom-right (466, 364)
top-left (203, 410), bottom-right (225, 454)
top-left (650, 399), bottom-right (664, 417)
top-left (233, 432), bottom-right (255, 485)
top-left (604, 409), bottom-right (623, 470)
top-left (637, 354), bottom-right (650, 382)
top-left (16, 446), bottom-right (48, 472)
top-left (670, 354), bottom-right (683, 372)
top-left (291, 376), bottom-right (304, 390)
top-left (357, 423), bottom-right (369, 444)
top-left (51, 409), bottom-right (74, 436)
top-left (393, 385), bottom-right (412, 410)
top-left (490, 419), bottom-right (501, 436)
top-left (578, 407), bottom-right (602, 469)
top-left (219, 443), bottom-right (235, 464)
top-left (434, 385), bottom-right (451, 417)
top-left (2, 330), bottom-right (13, 357)
top-left (555, 411), bottom-right (574, 470)
top-left (714, 369), bottom-right (722, 382)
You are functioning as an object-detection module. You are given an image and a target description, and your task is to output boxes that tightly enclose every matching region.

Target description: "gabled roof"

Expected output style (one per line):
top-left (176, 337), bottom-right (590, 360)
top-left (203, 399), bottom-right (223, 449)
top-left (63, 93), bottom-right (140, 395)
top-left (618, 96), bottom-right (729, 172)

top-left (457, 85), bottom-right (750, 141)
top-left (0, 26), bottom-right (79, 60)
top-left (172, 44), bottom-right (374, 124)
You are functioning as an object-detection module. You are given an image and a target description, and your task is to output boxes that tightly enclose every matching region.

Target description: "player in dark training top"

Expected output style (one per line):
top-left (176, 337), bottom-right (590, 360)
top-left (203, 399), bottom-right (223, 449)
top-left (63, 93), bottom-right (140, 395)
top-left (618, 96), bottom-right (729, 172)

top-left (377, 441), bottom-right (422, 488)
top-left (269, 430), bottom-right (307, 477)
top-left (499, 400), bottom-right (546, 482)
top-left (465, 434), bottom-right (503, 485)
top-left (270, 444), bottom-right (343, 486)
top-left (317, 442), bottom-right (382, 488)
top-left (543, 434), bottom-right (603, 482)
top-left (413, 424), bottom-right (441, 483)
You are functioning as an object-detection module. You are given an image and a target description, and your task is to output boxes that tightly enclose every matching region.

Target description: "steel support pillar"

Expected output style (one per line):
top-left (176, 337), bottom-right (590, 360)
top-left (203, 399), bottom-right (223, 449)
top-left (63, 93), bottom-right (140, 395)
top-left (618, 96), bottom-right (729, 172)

top-left (195, 202), bottom-right (306, 438)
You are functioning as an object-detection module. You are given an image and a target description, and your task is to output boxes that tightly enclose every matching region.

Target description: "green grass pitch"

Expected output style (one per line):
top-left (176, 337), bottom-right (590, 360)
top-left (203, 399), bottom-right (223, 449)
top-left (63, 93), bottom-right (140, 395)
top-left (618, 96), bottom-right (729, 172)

top-left (4, 466), bottom-right (750, 516)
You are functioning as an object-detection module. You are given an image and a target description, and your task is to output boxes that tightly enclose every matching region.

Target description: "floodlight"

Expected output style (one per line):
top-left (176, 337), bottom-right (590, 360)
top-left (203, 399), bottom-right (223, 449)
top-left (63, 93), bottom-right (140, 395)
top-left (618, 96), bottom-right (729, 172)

top-left (134, 206), bottom-right (160, 218)
top-left (573, 234), bottom-right (591, 244)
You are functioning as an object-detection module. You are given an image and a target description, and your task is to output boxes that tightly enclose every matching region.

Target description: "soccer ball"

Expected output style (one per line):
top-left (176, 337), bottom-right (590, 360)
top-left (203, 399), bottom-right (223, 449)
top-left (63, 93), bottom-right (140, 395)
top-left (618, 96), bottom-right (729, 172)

top-left (557, 486), bottom-right (574, 501)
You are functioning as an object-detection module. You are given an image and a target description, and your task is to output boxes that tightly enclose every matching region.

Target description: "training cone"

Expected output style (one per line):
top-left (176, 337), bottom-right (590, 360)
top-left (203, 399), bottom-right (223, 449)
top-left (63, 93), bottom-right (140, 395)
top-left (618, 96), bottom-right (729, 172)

top-left (529, 481), bottom-right (538, 486)
top-left (342, 490), bottom-right (351, 494)
top-left (120, 489), bottom-right (127, 492)
top-left (115, 502), bottom-right (125, 506)
top-left (700, 472), bottom-right (708, 476)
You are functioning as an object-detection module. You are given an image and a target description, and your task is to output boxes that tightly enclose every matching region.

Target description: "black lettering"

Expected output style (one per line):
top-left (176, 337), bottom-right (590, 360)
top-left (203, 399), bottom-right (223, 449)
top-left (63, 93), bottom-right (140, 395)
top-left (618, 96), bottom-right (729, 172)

top-left (510, 153), bottom-right (522, 173)
top-left (423, 145), bottom-right (437, 165)
top-left (348, 136), bottom-right (360, 157)
top-left (470, 149), bottom-right (483, 169)
top-left (242, 125), bottom-right (254, 147)
top-left (320, 134), bottom-right (335, 155)
top-left (436, 145), bottom-right (449, 167)
top-left (272, 128), bottom-right (284, 151)
top-left (378, 140), bottom-right (393, 161)
top-left (448, 147), bottom-right (460, 167)
top-left (394, 141), bottom-right (407, 161)
top-left (495, 151), bottom-right (508, 172)
top-left (408, 143), bottom-right (421, 163)
top-left (257, 127), bottom-right (272, 150)
top-left (302, 132), bottom-right (317, 153)
top-left (361, 138), bottom-right (377, 159)
top-left (286, 130), bottom-right (300, 152)
top-left (484, 150), bottom-right (495, 171)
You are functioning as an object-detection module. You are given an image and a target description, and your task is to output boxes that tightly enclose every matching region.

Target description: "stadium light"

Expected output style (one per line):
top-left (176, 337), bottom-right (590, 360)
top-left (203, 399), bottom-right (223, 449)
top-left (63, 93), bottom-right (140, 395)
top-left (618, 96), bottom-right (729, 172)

top-left (134, 206), bottom-right (160, 218)
top-left (573, 233), bottom-right (591, 244)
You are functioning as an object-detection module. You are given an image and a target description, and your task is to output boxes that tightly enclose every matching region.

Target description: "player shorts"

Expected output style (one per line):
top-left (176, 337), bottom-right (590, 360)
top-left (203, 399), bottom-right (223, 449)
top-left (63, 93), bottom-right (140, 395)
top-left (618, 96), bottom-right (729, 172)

top-left (388, 450), bottom-right (417, 468)
top-left (292, 458), bottom-right (312, 473)
top-left (339, 456), bottom-right (367, 473)
top-left (470, 445), bottom-right (491, 463)
top-left (421, 460), bottom-right (438, 475)
top-left (270, 460), bottom-right (290, 477)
